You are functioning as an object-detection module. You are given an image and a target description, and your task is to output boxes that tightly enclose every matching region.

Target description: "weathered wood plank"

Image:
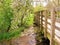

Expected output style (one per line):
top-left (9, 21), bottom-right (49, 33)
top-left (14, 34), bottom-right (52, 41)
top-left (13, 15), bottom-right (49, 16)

top-left (43, 10), bottom-right (47, 38)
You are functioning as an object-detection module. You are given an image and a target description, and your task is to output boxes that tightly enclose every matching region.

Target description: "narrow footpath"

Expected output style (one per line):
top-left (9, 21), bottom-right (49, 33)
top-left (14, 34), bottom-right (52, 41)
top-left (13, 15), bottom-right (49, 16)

top-left (11, 26), bottom-right (36, 45)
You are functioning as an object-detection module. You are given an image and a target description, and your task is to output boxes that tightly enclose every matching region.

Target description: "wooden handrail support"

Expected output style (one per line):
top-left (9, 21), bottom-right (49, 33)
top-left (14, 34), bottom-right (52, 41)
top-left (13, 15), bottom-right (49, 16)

top-left (50, 8), bottom-right (56, 45)
top-left (42, 7), bottom-right (60, 45)
top-left (43, 10), bottom-right (47, 38)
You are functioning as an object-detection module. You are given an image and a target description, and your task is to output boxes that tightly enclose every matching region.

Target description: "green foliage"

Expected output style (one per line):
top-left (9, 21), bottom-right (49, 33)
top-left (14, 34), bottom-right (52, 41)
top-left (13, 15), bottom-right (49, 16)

top-left (56, 11), bottom-right (60, 18)
top-left (23, 14), bottom-right (34, 27)
top-left (0, 0), bottom-right (13, 32)
top-left (10, 0), bottom-right (34, 28)
top-left (0, 0), bottom-right (34, 41)
top-left (34, 5), bottom-right (46, 12)
top-left (0, 27), bottom-right (25, 41)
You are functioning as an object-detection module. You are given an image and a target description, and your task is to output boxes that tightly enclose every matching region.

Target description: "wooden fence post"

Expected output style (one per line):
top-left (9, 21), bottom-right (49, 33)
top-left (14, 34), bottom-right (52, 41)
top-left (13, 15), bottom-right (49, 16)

top-left (50, 8), bottom-right (56, 45)
top-left (40, 11), bottom-right (43, 33)
top-left (43, 10), bottom-right (47, 38)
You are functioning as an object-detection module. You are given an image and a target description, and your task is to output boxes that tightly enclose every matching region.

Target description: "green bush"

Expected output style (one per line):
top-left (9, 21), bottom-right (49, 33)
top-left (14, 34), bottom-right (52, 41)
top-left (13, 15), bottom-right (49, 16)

top-left (34, 5), bottom-right (46, 12)
top-left (23, 14), bottom-right (34, 27)
top-left (0, 0), bottom-right (34, 41)
top-left (0, 0), bottom-right (13, 32)
top-left (0, 27), bottom-right (25, 41)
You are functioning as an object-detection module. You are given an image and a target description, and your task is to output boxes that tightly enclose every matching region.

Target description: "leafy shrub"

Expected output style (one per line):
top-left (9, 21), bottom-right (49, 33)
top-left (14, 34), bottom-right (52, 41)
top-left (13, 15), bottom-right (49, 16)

top-left (0, 27), bottom-right (25, 41)
top-left (23, 14), bottom-right (34, 27)
top-left (34, 5), bottom-right (46, 12)
top-left (0, 0), bottom-right (13, 32)
top-left (0, 0), bottom-right (34, 41)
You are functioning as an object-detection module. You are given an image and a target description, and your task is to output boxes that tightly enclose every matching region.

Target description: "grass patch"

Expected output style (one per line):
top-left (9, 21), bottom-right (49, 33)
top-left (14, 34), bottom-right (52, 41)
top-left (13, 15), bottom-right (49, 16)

top-left (0, 27), bottom-right (25, 41)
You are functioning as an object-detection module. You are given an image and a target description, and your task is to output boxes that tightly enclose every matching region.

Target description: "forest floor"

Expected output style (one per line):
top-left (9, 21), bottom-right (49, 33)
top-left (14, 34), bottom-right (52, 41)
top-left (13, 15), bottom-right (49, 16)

top-left (11, 26), bottom-right (36, 45)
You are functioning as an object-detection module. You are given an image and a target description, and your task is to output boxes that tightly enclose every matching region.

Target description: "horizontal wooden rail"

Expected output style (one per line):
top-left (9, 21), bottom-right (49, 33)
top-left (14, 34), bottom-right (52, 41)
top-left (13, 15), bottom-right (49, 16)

top-left (35, 10), bottom-right (60, 45)
top-left (42, 18), bottom-right (60, 44)
top-left (43, 20), bottom-right (60, 31)
top-left (43, 24), bottom-right (60, 43)
top-left (43, 20), bottom-right (60, 35)
top-left (43, 17), bottom-right (60, 23)
top-left (43, 17), bottom-right (60, 31)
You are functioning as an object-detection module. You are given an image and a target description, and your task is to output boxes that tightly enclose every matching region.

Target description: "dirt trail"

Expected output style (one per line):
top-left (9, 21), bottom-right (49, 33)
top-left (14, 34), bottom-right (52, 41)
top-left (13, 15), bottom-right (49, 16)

top-left (11, 27), bottom-right (36, 45)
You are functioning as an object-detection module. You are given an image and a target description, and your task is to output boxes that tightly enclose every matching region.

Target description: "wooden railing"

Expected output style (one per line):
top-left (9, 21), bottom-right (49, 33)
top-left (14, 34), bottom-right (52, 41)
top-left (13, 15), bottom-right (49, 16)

top-left (43, 17), bottom-right (60, 45)
top-left (35, 10), bottom-right (60, 45)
